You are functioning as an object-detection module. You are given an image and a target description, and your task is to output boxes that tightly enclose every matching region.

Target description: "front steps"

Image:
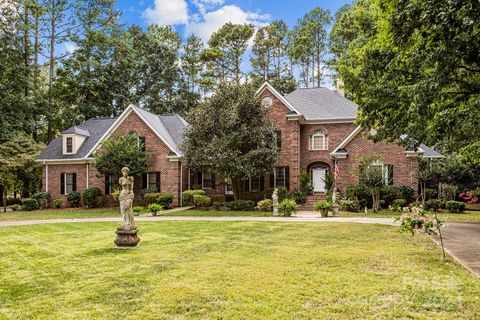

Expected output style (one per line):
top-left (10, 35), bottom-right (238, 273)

top-left (297, 194), bottom-right (327, 211)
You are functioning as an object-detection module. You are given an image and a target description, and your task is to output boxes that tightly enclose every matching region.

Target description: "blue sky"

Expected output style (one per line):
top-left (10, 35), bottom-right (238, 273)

top-left (116, 0), bottom-right (353, 42)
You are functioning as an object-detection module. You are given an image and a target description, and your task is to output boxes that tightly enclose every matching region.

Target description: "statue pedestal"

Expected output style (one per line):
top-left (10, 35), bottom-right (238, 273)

top-left (114, 224), bottom-right (140, 248)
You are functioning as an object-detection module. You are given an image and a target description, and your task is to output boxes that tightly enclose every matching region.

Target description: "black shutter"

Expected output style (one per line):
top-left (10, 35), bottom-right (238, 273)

top-left (142, 173), bottom-right (147, 189)
top-left (260, 176), bottom-right (265, 191)
top-left (211, 175), bottom-right (216, 189)
top-left (270, 172), bottom-right (275, 188)
top-left (197, 172), bottom-right (202, 187)
top-left (105, 175), bottom-right (110, 195)
top-left (72, 173), bottom-right (77, 191)
top-left (60, 173), bottom-right (65, 195)
top-left (285, 167), bottom-right (290, 190)
top-left (139, 136), bottom-right (146, 151)
top-left (156, 172), bottom-right (161, 191)
top-left (276, 131), bottom-right (282, 148)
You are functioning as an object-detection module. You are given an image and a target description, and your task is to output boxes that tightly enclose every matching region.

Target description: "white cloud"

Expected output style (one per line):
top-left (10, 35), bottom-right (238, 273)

top-left (144, 0), bottom-right (189, 25)
top-left (65, 42), bottom-right (78, 54)
top-left (185, 4), bottom-right (270, 43)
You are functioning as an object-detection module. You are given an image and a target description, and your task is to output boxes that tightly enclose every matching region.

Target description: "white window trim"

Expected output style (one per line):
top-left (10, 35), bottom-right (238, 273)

top-left (368, 161), bottom-right (393, 185)
top-left (273, 167), bottom-right (286, 188)
top-left (63, 134), bottom-right (76, 155)
top-left (202, 172), bottom-right (213, 189)
top-left (146, 172), bottom-right (159, 191)
top-left (310, 131), bottom-right (328, 150)
top-left (64, 173), bottom-right (74, 195)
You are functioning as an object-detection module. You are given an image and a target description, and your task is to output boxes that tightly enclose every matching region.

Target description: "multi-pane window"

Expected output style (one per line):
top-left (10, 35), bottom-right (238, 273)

top-left (364, 161), bottom-right (394, 185)
top-left (66, 137), bottom-right (73, 153)
top-left (310, 131), bottom-right (327, 150)
top-left (202, 172), bottom-right (213, 189)
top-left (105, 174), bottom-right (120, 195)
top-left (225, 178), bottom-right (233, 194)
top-left (275, 167), bottom-right (286, 187)
top-left (61, 173), bottom-right (76, 195)
top-left (147, 172), bottom-right (160, 191)
top-left (243, 176), bottom-right (262, 192)
top-left (65, 173), bottom-right (74, 193)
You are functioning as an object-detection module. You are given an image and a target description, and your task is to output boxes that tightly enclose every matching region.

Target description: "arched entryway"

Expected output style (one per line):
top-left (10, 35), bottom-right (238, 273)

top-left (307, 162), bottom-right (331, 193)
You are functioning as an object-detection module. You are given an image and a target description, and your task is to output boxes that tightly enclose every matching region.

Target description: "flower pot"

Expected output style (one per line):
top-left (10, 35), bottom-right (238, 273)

top-left (320, 209), bottom-right (328, 217)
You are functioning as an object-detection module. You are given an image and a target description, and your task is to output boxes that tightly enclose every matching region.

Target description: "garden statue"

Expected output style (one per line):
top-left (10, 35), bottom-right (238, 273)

top-left (272, 188), bottom-right (279, 216)
top-left (114, 167), bottom-right (140, 247)
top-left (332, 187), bottom-right (341, 216)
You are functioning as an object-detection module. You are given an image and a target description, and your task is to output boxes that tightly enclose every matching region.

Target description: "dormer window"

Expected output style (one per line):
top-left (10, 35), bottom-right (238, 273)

top-left (66, 137), bottom-right (73, 153)
top-left (62, 126), bottom-right (90, 155)
top-left (310, 131), bottom-right (328, 150)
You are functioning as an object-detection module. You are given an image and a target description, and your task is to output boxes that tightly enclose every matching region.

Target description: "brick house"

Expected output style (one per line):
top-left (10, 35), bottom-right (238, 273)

top-left (37, 82), bottom-right (442, 207)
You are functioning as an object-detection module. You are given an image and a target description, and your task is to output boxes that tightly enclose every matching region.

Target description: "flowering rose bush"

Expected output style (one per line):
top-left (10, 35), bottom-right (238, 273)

top-left (395, 206), bottom-right (443, 236)
top-left (458, 191), bottom-right (479, 204)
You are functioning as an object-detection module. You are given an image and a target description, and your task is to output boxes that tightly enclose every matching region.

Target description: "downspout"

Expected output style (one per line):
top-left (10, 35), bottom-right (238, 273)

top-left (86, 163), bottom-right (89, 188)
top-left (180, 161), bottom-right (183, 207)
top-left (45, 163), bottom-right (49, 192)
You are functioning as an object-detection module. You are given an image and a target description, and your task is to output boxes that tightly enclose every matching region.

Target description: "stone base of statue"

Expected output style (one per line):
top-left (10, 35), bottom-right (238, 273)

top-left (332, 205), bottom-right (339, 217)
top-left (114, 224), bottom-right (140, 248)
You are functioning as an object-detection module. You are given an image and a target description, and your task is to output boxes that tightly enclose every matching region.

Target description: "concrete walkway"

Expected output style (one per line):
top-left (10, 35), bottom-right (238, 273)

top-left (0, 214), bottom-right (397, 227)
top-left (431, 222), bottom-right (480, 277)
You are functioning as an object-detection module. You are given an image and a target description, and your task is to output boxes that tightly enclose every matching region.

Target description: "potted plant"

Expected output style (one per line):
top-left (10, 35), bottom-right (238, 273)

top-left (278, 199), bottom-right (298, 217)
top-left (314, 200), bottom-right (333, 217)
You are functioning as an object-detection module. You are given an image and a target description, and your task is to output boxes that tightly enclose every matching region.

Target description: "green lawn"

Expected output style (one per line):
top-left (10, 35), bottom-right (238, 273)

top-left (0, 207), bottom-right (120, 221)
top-left (0, 221), bottom-right (479, 319)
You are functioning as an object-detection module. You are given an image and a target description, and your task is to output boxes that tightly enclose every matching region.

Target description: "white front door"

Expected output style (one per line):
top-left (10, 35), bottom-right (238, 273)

top-left (312, 167), bottom-right (326, 193)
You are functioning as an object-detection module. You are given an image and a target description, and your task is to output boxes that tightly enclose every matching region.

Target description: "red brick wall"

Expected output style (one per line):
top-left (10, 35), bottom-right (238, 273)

top-left (42, 110), bottom-right (183, 207)
top-left (335, 128), bottom-right (419, 193)
top-left (259, 88), bottom-right (300, 191)
top-left (300, 123), bottom-right (356, 173)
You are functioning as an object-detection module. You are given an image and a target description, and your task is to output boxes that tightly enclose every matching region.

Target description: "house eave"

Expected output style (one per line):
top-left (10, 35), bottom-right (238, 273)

top-left (301, 118), bottom-right (356, 124)
top-left (35, 158), bottom-right (93, 164)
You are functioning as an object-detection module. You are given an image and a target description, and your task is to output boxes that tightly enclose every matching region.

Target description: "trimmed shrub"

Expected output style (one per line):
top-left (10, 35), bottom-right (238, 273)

top-left (182, 190), bottom-right (206, 206)
top-left (67, 191), bottom-right (81, 207)
top-left (148, 203), bottom-right (163, 216)
top-left (32, 192), bottom-right (52, 208)
top-left (156, 194), bottom-right (174, 208)
top-left (340, 199), bottom-right (358, 212)
top-left (193, 195), bottom-right (211, 208)
top-left (225, 200), bottom-right (255, 211)
top-left (446, 201), bottom-right (466, 213)
top-left (425, 199), bottom-right (441, 212)
top-left (10, 204), bottom-right (20, 211)
top-left (399, 185), bottom-right (415, 204)
top-left (278, 198), bottom-right (298, 217)
top-left (22, 198), bottom-right (39, 211)
top-left (346, 184), bottom-right (372, 208)
top-left (82, 187), bottom-right (103, 208)
top-left (256, 199), bottom-right (272, 211)
top-left (53, 199), bottom-right (64, 208)
top-left (144, 192), bottom-right (162, 206)
top-left (262, 188), bottom-right (274, 200)
top-left (290, 190), bottom-right (306, 204)
top-left (140, 188), bottom-right (158, 197)
top-left (381, 185), bottom-right (399, 207)
top-left (391, 198), bottom-right (407, 211)
top-left (210, 195), bottom-right (226, 203)
top-left (6, 198), bottom-right (22, 206)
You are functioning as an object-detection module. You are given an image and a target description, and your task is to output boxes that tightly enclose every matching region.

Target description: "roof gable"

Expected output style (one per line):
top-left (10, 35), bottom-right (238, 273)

top-left (256, 82), bottom-right (302, 115)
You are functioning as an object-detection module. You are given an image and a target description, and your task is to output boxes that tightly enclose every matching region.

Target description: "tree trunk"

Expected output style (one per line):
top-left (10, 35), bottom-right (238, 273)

top-left (47, 0), bottom-right (56, 143)
top-left (1, 185), bottom-right (6, 213)
top-left (23, 0), bottom-right (29, 98)
top-left (231, 176), bottom-right (243, 201)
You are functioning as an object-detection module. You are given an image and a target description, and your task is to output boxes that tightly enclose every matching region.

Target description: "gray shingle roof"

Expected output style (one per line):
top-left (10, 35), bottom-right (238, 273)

top-left (420, 144), bottom-right (444, 158)
top-left (38, 107), bottom-right (189, 160)
top-left (284, 87), bottom-right (358, 120)
top-left (38, 117), bottom-right (116, 160)
top-left (62, 126), bottom-right (90, 136)
top-left (133, 107), bottom-right (187, 156)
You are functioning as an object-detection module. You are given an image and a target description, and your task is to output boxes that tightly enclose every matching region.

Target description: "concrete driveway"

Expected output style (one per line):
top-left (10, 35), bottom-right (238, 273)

top-left (432, 222), bottom-right (480, 277)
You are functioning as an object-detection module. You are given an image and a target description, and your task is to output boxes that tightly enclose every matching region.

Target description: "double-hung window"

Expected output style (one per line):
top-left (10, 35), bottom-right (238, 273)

top-left (147, 172), bottom-right (160, 191)
top-left (202, 172), bottom-right (214, 189)
top-left (243, 176), bottom-right (263, 192)
top-left (60, 173), bottom-right (77, 195)
top-left (66, 137), bottom-right (73, 153)
top-left (271, 167), bottom-right (289, 189)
